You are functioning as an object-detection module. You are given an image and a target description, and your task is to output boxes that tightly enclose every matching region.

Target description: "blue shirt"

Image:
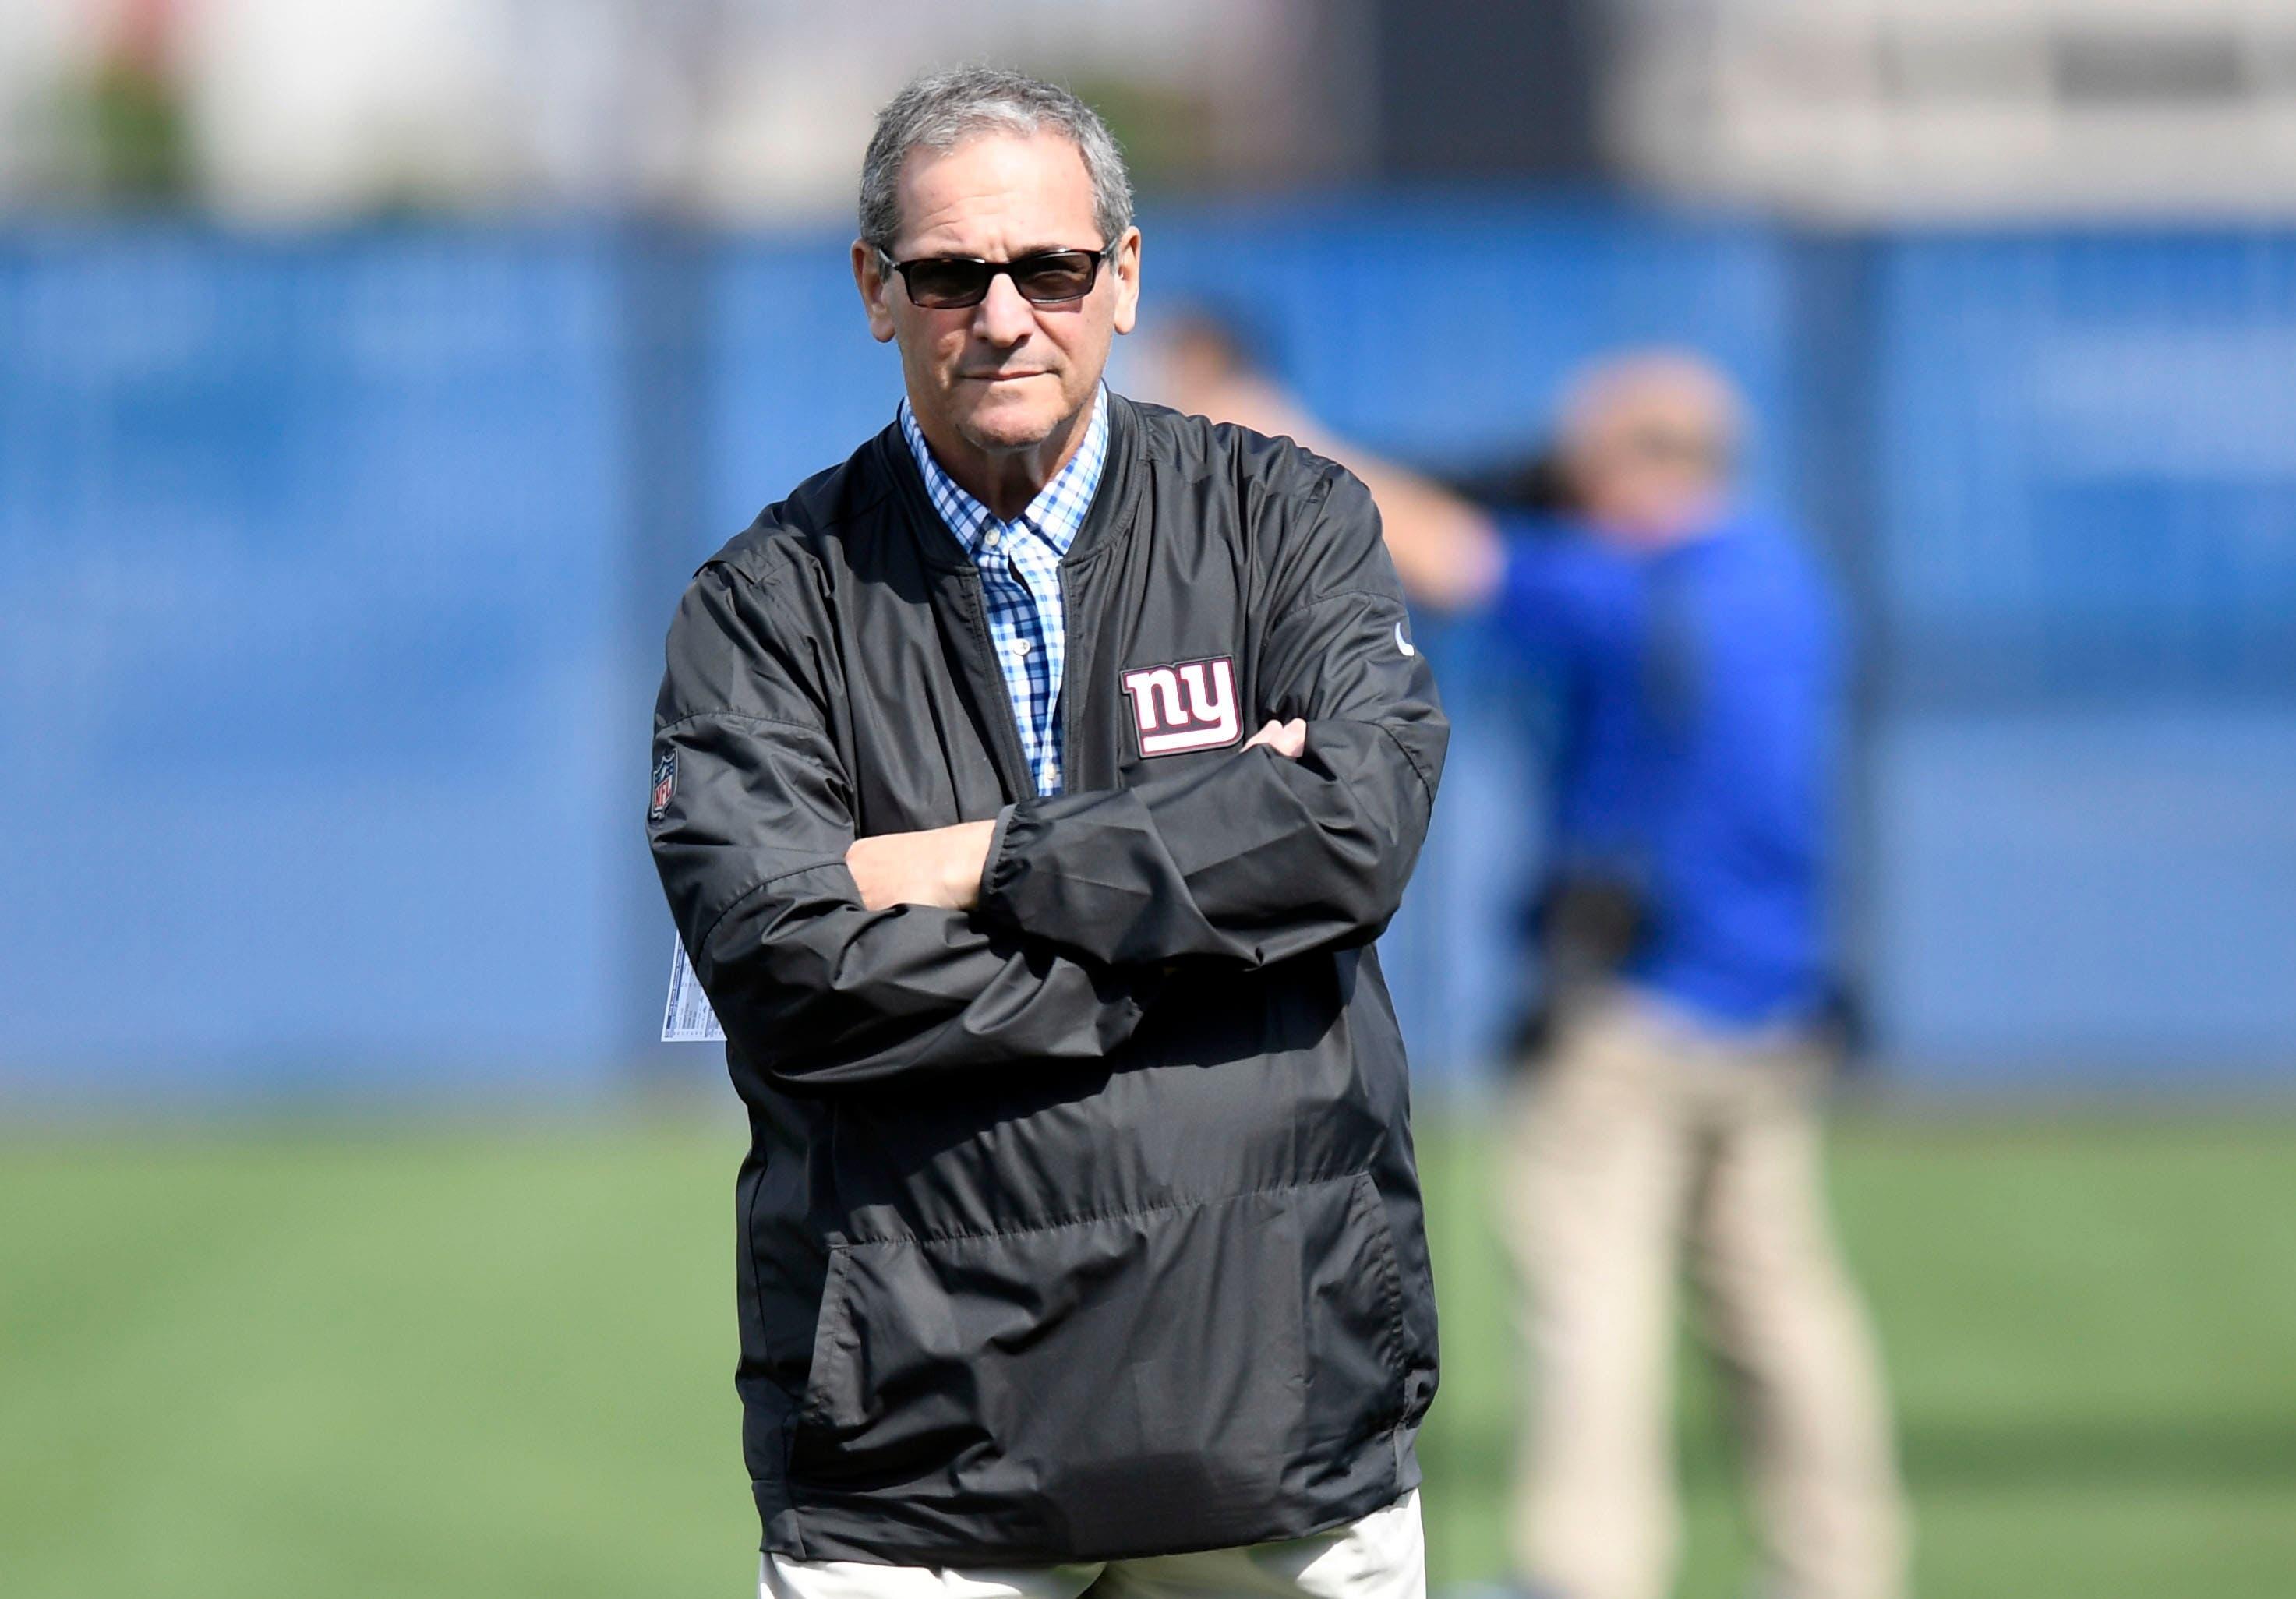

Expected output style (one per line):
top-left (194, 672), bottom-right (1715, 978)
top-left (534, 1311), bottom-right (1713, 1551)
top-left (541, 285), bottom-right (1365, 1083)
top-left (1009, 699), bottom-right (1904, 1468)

top-left (1494, 510), bottom-right (1842, 1029)
top-left (899, 389), bottom-right (1108, 797)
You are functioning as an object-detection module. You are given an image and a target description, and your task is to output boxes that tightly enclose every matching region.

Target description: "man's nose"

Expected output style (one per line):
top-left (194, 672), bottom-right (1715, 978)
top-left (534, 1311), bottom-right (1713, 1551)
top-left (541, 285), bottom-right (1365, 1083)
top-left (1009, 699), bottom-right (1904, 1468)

top-left (972, 270), bottom-right (1036, 344)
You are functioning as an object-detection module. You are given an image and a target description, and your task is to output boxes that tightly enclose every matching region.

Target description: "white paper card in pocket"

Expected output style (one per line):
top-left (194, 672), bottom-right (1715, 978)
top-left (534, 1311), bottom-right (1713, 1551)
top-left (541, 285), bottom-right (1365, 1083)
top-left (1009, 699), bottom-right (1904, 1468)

top-left (662, 936), bottom-right (726, 1043)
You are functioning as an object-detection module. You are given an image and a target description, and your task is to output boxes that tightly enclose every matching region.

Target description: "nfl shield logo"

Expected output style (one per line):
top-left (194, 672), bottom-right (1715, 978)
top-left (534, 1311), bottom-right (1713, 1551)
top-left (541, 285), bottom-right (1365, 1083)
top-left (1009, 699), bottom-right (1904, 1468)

top-left (649, 750), bottom-right (677, 823)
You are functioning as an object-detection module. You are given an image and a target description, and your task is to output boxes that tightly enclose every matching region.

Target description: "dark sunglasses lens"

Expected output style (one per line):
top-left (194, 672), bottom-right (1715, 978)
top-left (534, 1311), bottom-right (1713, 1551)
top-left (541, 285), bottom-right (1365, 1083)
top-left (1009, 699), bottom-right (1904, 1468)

top-left (1010, 252), bottom-right (1100, 302)
top-left (902, 259), bottom-right (991, 308)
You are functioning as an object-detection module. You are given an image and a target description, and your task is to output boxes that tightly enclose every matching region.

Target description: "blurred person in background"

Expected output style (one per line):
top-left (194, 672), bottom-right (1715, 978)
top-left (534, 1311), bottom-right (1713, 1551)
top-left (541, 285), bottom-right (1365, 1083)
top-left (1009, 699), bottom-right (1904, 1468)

top-left (650, 67), bottom-right (1447, 1599)
top-left (1162, 334), bottom-right (1907, 1599)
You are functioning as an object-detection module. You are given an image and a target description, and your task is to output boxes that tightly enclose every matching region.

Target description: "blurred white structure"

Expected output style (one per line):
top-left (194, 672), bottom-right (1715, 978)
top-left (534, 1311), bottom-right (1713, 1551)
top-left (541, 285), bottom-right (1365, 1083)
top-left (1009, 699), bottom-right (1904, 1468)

top-left (0, 0), bottom-right (105, 196)
top-left (0, 0), bottom-right (1354, 218)
top-left (14, 0), bottom-right (2295, 219)
top-left (1609, 0), bottom-right (2296, 217)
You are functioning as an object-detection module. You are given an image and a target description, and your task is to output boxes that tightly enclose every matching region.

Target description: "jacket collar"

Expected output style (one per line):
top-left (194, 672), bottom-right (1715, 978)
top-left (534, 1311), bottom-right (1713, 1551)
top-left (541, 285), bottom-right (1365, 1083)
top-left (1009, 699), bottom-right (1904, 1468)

top-left (875, 389), bottom-right (1144, 574)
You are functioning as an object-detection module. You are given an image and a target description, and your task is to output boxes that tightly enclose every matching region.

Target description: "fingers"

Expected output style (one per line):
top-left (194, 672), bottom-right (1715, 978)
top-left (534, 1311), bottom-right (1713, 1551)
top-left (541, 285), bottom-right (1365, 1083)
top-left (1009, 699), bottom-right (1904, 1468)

top-left (1242, 718), bottom-right (1307, 758)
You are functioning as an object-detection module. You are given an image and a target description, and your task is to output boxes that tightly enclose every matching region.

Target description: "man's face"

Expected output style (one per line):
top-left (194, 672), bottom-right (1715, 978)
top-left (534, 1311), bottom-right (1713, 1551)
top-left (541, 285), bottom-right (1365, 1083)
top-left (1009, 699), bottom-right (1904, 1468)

top-left (854, 130), bottom-right (1139, 459)
top-left (1565, 418), bottom-right (1723, 546)
top-left (1558, 371), bottom-right (1737, 549)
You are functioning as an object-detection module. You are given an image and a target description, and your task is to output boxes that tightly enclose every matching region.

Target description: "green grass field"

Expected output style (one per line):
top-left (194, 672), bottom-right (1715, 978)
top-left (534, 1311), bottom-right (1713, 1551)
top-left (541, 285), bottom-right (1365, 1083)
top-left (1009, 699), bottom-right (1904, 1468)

top-left (5, 1110), bottom-right (2293, 1597)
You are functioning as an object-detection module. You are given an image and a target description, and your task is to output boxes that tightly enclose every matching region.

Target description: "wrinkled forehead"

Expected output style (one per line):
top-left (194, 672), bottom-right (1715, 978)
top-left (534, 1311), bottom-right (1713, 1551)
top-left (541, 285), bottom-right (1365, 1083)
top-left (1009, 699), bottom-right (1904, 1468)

top-left (892, 129), bottom-right (1100, 257)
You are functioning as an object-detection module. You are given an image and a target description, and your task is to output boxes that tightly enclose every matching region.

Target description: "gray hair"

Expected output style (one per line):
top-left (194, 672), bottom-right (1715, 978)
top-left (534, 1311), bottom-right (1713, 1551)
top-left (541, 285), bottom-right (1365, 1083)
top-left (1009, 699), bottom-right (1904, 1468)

top-left (858, 66), bottom-right (1134, 256)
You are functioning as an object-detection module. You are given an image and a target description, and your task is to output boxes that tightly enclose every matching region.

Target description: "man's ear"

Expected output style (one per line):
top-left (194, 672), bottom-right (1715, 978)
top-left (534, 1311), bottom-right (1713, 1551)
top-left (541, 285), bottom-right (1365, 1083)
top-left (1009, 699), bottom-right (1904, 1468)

top-left (1111, 227), bottom-right (1143, 337)
top-left (852, 241), bottom-right (898, 344)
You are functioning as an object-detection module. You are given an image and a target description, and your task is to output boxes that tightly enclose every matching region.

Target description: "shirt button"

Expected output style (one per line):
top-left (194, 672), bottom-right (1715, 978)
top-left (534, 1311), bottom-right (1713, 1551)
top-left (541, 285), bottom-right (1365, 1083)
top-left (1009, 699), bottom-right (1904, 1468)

top-left (1013, 638), bottom-right (1032, 657)
top-left (980, 528), bottom-right (1002, 552)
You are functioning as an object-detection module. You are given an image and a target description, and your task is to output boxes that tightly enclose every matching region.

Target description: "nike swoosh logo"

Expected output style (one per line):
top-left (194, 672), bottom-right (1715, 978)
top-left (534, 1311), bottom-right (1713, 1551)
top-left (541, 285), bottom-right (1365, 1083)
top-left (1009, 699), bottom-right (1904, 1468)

top-left (1395, 622), bottom-right (1417, 658)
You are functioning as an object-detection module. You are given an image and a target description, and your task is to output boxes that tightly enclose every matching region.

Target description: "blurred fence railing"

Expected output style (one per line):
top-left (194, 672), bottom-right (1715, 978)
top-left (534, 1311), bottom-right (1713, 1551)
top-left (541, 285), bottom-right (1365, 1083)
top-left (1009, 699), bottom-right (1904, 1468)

top-left (3, 206), bottom-right (2292, 1100)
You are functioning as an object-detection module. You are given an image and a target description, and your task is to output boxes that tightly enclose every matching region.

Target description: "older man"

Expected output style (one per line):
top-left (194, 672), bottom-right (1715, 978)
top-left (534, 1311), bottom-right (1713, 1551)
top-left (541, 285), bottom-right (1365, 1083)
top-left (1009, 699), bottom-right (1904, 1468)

top-left (646, 67), bottom-right (1448, 1598)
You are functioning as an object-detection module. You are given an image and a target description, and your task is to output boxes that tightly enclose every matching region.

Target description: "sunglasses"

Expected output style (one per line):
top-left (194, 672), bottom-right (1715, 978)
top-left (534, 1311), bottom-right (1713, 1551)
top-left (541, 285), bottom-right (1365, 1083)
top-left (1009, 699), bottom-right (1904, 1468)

top-left (878, 246), bottom-right (1113, 309)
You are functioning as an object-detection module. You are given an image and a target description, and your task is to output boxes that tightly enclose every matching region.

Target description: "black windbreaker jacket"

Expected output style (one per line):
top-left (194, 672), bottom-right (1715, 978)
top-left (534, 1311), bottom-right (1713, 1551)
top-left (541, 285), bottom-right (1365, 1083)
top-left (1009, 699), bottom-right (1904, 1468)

top-left (648, 394), bottom-right (1448, 1565)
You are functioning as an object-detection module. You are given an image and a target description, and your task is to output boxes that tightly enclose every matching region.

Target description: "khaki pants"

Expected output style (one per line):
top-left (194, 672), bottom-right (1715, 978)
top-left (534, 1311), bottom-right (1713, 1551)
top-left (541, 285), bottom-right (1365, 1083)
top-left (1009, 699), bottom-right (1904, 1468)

top-left (1500, 991), bottom-right (1906, 1599)
top-left (758, 1491), bottom-right (1422, 1599)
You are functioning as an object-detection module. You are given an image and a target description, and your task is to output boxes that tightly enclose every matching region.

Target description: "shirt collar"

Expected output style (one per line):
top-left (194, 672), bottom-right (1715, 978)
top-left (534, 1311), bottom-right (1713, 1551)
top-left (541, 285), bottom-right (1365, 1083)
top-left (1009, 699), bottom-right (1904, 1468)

top-left (898, 385), bottom-right (1108, 559)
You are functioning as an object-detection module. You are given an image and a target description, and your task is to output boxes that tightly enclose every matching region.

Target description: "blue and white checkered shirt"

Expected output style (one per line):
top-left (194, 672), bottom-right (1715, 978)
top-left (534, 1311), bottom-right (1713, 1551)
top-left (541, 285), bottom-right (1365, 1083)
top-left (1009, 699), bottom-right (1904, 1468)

top-left (899, 387), bottom-right (1107, 797)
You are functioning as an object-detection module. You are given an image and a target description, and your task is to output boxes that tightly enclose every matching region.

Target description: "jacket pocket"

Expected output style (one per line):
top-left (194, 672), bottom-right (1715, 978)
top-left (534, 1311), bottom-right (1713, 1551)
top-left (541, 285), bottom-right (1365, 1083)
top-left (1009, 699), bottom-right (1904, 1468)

top-left (1300, 1172), bottom-right (1410, 1455)
top-left (785, 1173), bottom-right (1408, 1555)
top-left (794, 1246), bottom-right (857, 1432)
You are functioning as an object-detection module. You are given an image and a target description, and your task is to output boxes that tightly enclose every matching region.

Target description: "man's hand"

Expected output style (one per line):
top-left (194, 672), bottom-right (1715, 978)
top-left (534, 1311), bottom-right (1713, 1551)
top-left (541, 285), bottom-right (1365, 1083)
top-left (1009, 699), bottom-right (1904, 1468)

top-left (847, 729), bottom-right (1299, 912)
top-left (846, 820), bottom-right (996, 912)
top-left (1245, 718), bottom-right (1307, 758)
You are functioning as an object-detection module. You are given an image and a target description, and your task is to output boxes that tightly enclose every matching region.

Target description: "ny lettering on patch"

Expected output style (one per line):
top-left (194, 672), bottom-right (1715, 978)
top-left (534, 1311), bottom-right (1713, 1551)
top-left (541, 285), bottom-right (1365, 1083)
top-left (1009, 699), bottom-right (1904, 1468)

top-left (1121, 655), bottom-right (1241, 756)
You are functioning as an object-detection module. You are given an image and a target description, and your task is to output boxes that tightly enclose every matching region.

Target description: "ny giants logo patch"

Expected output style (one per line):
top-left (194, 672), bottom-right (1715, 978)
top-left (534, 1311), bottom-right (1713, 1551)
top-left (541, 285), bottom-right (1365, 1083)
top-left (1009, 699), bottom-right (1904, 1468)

top-left (1121, 655), bottom-right (1241, 756)
top-left (649, 750), bottom-right (677, 823)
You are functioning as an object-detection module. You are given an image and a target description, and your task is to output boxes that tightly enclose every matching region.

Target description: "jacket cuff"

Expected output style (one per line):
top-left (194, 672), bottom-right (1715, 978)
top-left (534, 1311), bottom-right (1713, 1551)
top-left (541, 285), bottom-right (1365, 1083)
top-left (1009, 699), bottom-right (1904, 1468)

top-left (977, 802), bottom-right (1021, 909)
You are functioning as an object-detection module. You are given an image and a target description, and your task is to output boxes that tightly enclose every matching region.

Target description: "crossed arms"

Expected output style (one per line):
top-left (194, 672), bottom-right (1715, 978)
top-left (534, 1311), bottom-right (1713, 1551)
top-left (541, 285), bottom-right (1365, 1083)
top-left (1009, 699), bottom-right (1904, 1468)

top-left (648, 473), bottom-right (1446, 1093)
top-left (842, 717), bottom-right (1305, 912)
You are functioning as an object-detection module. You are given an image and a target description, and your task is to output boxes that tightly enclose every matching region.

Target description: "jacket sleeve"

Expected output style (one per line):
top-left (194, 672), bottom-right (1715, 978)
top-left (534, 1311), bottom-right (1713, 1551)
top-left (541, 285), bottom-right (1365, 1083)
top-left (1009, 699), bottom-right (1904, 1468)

top-left (648, 558), bottom-right (1160, 1093)
top-left (974, 467), bottom-right (1449, 969)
